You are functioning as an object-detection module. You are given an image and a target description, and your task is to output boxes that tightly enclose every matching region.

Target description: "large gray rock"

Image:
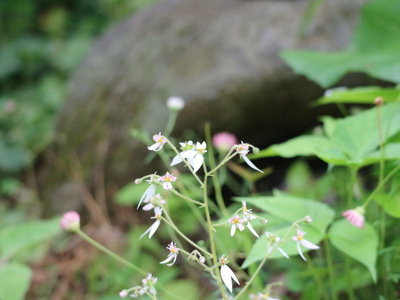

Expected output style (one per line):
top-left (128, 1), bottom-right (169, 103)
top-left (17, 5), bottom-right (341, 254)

top-left (43, 0), bottom-right (368, 212)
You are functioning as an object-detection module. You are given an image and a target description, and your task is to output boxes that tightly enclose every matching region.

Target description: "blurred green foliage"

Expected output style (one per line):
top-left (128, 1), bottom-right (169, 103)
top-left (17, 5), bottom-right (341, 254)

top-left (0, 0), bottom-right (157, 174)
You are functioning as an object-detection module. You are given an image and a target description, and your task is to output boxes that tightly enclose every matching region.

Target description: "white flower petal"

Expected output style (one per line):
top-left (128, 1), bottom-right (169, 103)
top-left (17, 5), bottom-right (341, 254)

top-left (137, 184), bottom-right (156, 209)
top-left (300, 239), bottom-right (320, 250)
top-left (278, 247), bottom-right (290, 259)
top-left (230, 224), bottom-right (236, 236)
top-left (163, 182), bottom-right (172, 190)
top-left (171, 154), bottom-right (183, 166)
top-left (242, 155), bottom-right (263, 173)
top-left (246, 223), bottom-right (259, 238)
top-left (148, 220), bottom-right (161, 238)
top-left (142, 203), bottom-right (154, 211)
top-left (297, 243), bottom-right (306, 261)
top-left (192, 154), bottom-right (204, 173)
top-left (160, 254), bottom-right (174, 265)
top-left (220, 265), bottom-right (239, 292)
top-left (182, 150), bottom-right (197, 158)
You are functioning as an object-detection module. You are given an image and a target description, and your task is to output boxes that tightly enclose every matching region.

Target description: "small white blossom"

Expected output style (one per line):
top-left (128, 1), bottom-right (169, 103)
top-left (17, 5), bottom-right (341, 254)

top-left (265, 232), bottom-right (289, 259)
top-left (228, 215), bottom-right (245, 236)
top-left (236, 142), bottom-right (263, 173)
top-left (140, 207), bottom-right (162, 239)
top-left (148, 132), bottom-right (166, 151)
top-left (171, 141), bottom-right (207, 173)
top-left (159, 172), bottom-right (177, 190)
top-left (242, 201), bottom-right (260, 238)
top-left (167, 96), bottom-right (185, 111)
top-left (142, 193), bottom-right (166, 211)
top-left (160, 242), bottom-right (179, 266)
top-left (137, 179), bottom-right (157, 209)
top-left (219, 256), bottom-right (240, 293)
top-left (292, 229), bottom-right (319, 261)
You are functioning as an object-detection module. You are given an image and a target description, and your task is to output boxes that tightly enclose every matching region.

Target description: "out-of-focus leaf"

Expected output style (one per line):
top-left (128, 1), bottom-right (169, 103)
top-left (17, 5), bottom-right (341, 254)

top-left (254, 135), bottom-right (331, 158)
top-left (328, 220), bottom-right (378, 282)
top-left (316, 86), bottom-right (400, 105)
top-left (281, 0), bottom-right (400, 87)
top-left (0, 217), bottom-right (61, 260)
top-left (0, 262), bottom-right (32, 300)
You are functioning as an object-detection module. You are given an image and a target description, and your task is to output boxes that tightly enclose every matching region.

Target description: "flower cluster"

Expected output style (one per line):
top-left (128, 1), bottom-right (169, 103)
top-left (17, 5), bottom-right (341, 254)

top-left (160, 242), bottom-right (180, 266)
top-left (171, 141), bottom-right (207, 173)
top-left (119, 273), bottom-right (158, 298)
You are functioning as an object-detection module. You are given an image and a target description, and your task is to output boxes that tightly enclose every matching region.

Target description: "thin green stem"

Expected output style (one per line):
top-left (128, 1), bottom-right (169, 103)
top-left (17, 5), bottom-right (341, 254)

top-left (203, 175), bottom-right (228, 300)
top-left (324, 236), bottom-right (338, 300)
top-left (161, 213), bottom-right (212, 257)
top-left (170, 188), bottom-right (204, 206)
top-left (75, 229), bottom-right (146, 276)
top-left (362, 163), bottom-right (400, 209)
top-left (344, 255), bottom-right (355, 300)
top-left (205, 123), bottom-right (229, 216)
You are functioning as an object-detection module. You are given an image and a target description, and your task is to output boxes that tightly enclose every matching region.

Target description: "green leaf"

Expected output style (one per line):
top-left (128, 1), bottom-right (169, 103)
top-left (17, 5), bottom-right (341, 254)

top-left (376, 193), bottom-right (400, 218)
top-left (281, 0), bottom-right (400, 87)
top-left (239, 192), bottom-right (334, 268)
top-left (328, 220), bottom-right (378, 282)
top-left (316, 86), bottom-right (400, 105)
top-left (0, 262), bottom-right (32, 300)
top-left (0, 218), bottom-right (61, 260)
top-left (254, 135), bottom-right (331, 158)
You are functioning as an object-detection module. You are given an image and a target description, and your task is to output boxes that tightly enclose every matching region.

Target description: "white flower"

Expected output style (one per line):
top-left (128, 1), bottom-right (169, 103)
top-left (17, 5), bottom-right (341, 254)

top-left (167, 96), bottom-right (185, 111)
top-left (141, 273), bottom-right (158, 295)
top-left (219, 256), bottom-right (240, 293)
top-left (242, 201), bottom-right (260, 238)
top-left (142, 193), bottom-right (166, 211)
top-left (171, 141), bottom-right (207, 173)
top-left (148, 132), bottom-right (166, 151)
top-left (236, 142), bottom-right (263, 173)
top-left (137, 179), bottom-right (157, 209)
top-left (160, 242), bottom-right (179, 266)
top-left (292, 229), bottom-right (319, 261)
top-left (265, 232), bottom-right (289, 259)
top-left (159, 172), bottom-right (177, 190)
top-left (140, 207), bottom-right (162, 239)
top-left (228, 215), bottom-right (245, 236)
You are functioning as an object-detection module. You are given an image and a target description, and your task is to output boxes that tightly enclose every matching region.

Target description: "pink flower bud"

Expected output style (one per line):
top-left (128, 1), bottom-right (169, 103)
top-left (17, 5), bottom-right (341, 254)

top-left (119, 290), bottom-right (128, 298)
top-left (212, 132), bottom-right (238, 153)
top-left (342, 207), bottom-right (365, 229)
top-left (60, 211), bottom-right (80, 231)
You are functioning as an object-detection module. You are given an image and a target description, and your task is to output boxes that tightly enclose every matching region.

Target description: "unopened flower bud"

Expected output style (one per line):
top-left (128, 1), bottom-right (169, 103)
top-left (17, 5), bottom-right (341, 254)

top-left (199, 257), bottom-right (206, 264)
top-left (167, 96), bottom-right (185, 111)
top-left (60, 211), bottom-right (80, 231)
top-left (252, 147), bottom-right (260, 154)
top-left (374, 97), bottom-right (383, 106)
top-left (212, 132), bottom-right (238, 153)
top-left (135, 179), bottom-right (141, 184)
top-left (260, 219), bottom-right (268, 224)
top-left (119, 290), bottom-right (128, 298)
top-left (305, 216), bottom-right (312, 223)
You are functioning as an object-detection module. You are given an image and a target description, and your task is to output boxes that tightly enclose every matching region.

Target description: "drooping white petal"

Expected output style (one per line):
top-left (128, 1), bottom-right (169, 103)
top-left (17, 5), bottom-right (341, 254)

top-left (300, 239), bottom-right (320, 250)
top-left (167, 254), bottom-right (178, 266)
top-left (171, 154), bottom-right (183, 166)
top-left (142, 203), bottom-right (153, 211)
top-left (163, 182), bottom-right (172, 190)
top-left (182, 150), bottom-right (197, 158)
top-left (148, 143), bottom-right (163, 151)
top-left (242, 155), bottom-right (263, 173)
top-left (137, 184), bottom-right (156, 209)
top-left (191, 154), bottom-right (204, 173)
top-left (237, 223), bottom-right (245, 232)
top-left (148, 220), bottom-right (161, 238)
top-left (230, 224), bottom-right (236, 236)
top-left (297, 243), bottom-right (306, 261)
top-left (246, 222), bottom-right (259, 238)
top-left (278, 247), bottom-right (290, 259)
top-left (220, 265), bottom-right (239, 293)
top-left (160, 254), bottom-right (174, 265)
